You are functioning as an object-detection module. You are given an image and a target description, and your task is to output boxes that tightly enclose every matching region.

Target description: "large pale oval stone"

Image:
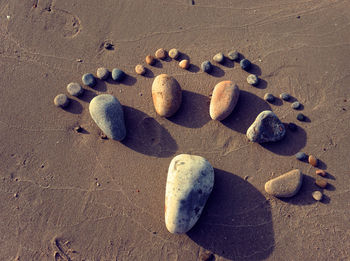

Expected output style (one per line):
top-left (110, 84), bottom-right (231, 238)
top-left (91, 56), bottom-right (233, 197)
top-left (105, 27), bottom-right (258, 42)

top-left (89, 94), bottom-right (126, 141)
top-left (165, 154), bottom-right (214, 234)
top-left (152, 74), bottom-right (182, 117)
top-left (265, 169), bottom-right (303, 198)
top-left (246, 110), bottom-right (286, 143)
top-left (209, 81), bottom-right (240, 121)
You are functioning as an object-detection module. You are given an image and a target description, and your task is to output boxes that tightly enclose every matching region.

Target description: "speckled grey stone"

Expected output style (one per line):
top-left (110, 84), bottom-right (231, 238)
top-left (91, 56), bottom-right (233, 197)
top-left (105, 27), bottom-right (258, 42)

top-left (213, 52), bottom-right (224, 63)
top-left (280, 93), bottom-right (291, 101)
top-left (265, 169), bottom-right (303, 198)
top-left (246, 110), bottom-right (286, 143)
top-left (247, 74), bottom-right (259, 85)
top-left (66, 82), bottom-right (84, 97)
top-left (201, 61), bottom-right (212, 73)
top-left (89, 94), bottom-right (126, 141)
top-left (296, 152), bottom-right (307, 161)
top-left (264, 93), bottom-right (274, 103)
top-left (82, 73), bottom-right (96, 87)
top-left (240, 59), bottom-right (251, 70)
top-left (227, 50), bottom-right (239, 61)
top-left (292, 101), bottom-right (301, 109)
top-left (96, 67), bottom-right (110, 80)
top-left (54, 94), bottom-right (70, 108)
top-left (112, 68), bottom-right (125, 82)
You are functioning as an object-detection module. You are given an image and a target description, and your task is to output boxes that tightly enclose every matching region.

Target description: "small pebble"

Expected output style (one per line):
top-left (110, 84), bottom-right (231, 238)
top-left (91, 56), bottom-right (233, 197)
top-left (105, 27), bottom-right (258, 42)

top-left (155, 48), bottom-right (167, 59)
top-left (201, 61), bottom-right (212, 73)
top-left (54, 94), bottom-right (70, 108)
top-left (247, 74), bottom-right (259, 85)
top-left (297, 113), bottom-right (305, 121)
top-left (264, 93), bottom-right (274, 103)
top-left (296, 152), bottom-right (307, 161)
top-left (288, 122), bottom-right (298, 132)
top-left (199, 251), bottom-right (214, 261)
top-left (96, 67), bottom-right (110, 80)
top-left (227, 50), bottom-right (239, 61)
top-left (280, 93), bottom-right (291, 101)
top-left (74, 126), bottom-right (83, 133)
top-left (104, 42), bottom-right (114, 50)
top-left (179, 59), bottom-right (190, 69)
top-left (240, 59), bottom-right (251, 70)
top-left (315, 179), bottom-right (327, 189)
top-left (291, 101), bottom-right (301, 109)
top-left (111, 68), bottom-right (125, 82)
top-left (168, 48), bottom-right (179, 59)
top-left (145, 55), bottom-right (155, 65)
top-left (312, 191), bottom-right (323, 201)
top-left (14, 193), bottom-right (18, 198)
top-left (135, 64), bottom-right (146, 75)
top-left (308, 155), bottom-right (318, 167)
top-left (82, 73), bottom-right (96, 87)
top-left (316, 169), bottom-right (327, 177)
top-left (213, 52), bottom-right (224, 63)
top-left (66, 82), bottom-right (84, 97)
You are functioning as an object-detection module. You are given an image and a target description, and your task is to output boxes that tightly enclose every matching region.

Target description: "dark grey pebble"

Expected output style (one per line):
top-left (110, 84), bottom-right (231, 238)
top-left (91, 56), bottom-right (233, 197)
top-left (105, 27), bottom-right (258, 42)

top-left (82, 73), bottom-right (96, 87)
top-left (292, 101), bottom-right (301, 109)
top-left (288, 122), bottom-right (298, 131)
top-left (201, 61), bottom-right (212, 73)
top-left (296, 152), bottom-right (307, 161)
top-left (54, 94), bottom-right (70, 108)
top-left (297, 113), bottom-right (305, 121)
top-left (66, 82), bottom-right (84, 97)
top-left (264, 93), bottom-right (274, 103)
top-left (227, 50), bottom-right (239, 61)
top-left (240, 59), bottom-right (251, 70)
top-left (280, 93), bottom-right (291, 101)
top-left (112, 68), bottom-right (125, 82)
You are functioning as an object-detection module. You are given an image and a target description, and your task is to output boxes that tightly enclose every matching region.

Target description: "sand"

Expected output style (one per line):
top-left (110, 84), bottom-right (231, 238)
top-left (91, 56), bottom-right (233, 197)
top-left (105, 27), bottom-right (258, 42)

top-left (1, 0), bottom-right (350, 260)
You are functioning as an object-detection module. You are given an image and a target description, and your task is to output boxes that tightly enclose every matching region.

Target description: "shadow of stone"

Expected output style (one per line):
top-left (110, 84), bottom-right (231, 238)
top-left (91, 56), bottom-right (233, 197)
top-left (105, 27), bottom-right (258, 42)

top-left (105, 73), bottom-right (137, 86)
top-left (255, 78), bottom-right (268, 89)
top-left (324, 171), bottom-right (336, 180)
top-left (302, 115), bottom-right (311, 123)
top-left (144, 68), bottom-right (155, 78)
top-left (270, 97), bottom-right (283, 106)
top-left (188, 169), bottom-right (275, 260)
top-left (79, 89), bottom-right (97, 103)
top-left (168, 90), bottom-right (211, 128)
top-left (222, 90), bottom-right (271, 134)
top-left (325, 183), bottom-right (336, 191)
top-left (121, 106), bottom-right (177, 157)
top-left (93, 79), bottom-right (107, 92)
top-left (208, 65), bottom-right (225, 77)
top-left (177, 52), bottom-right (190, 62)
top-left (248, 63), bottom-right (262, 76)
top-left (153, 59), bottom-right (163, 68)
top-left (321, 194), bottom-right (331, 204)
top-left (316, 158), bottom-right (327, 170)
top-left (222, 58), bottom-right (234, 68)
top-left (188, 64), bottom-right (200, 73)
top-left (63, 98), bottom-right (83, 114)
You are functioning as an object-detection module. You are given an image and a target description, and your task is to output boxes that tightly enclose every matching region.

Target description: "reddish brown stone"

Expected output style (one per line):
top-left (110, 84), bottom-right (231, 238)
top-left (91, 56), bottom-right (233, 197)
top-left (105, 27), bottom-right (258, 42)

top-left (308, 155), bottom-right (318, 167)
top-left (316, 169), bottom-right (326, 177)
top-left (315, 179), bottom-right (327, 188)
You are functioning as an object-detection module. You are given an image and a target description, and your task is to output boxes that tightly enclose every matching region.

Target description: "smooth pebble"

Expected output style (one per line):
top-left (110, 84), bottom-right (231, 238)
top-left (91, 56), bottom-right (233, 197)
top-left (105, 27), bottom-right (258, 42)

top-left (54, 94), bottom-right (70, 108)
top-left (240, 59), bottom-right (251, 70)
top-left (145, 55), bottom-right (155, 65)
top-left (296, 152), bottom-right (307, 161)
top-left (179, 59), bottom-right (190, 69)
top-left (265, 169), bottom-right (303, 198)
top-left (264, 93), bottom-right (274, 103)
top-left (82, 73), bottom-right (96, 87)
top-left (316, 169), bottom-right (326, 177)
top-left (135, 64), bottom-right (146, 75)
top-left (112, 68), bottom-right (125, 82)
top-left (312, 191), bottom-right (323, 201)
top-left (308, 155), bottom-right (318, 167)
top-left (96, 67), bottom-right (110, 80)
top-left (297, 113), bottom-right (305, 121)
top-left (280, 93), bottom-right (291, 101)
top-left (169, 48), bottom-right (179, 59)
top-left (227, 50), bottom-right (239, 61)
top-left (66, 82), bottom-right (84, 97)
top-left (292, 101), bottom-right (301, 109)
top-left (247, 74), bottom-right (259, 85)
top-left (155, 48), bottom-right (167, 59)
top-left (213, 52), bottom-right (224, 63)
top-left (315, 179), bottom-right (327, 189)
top-left (201, 61), bottom-right (212, 73)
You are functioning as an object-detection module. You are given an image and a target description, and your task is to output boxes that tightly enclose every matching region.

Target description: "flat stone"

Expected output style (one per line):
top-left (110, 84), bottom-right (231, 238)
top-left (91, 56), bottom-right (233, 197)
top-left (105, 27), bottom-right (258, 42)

top-left (296, 152), bottom-right (307, 161)
top-left (66, 82), bottom-right (84, 97)
top-left (112, 68), bottom-right (125, 82)
top-left (280, 93), bottom-right (291, 101)
top-left (96, 67), bottom-right (110, 80)
top-left (82, 73), bottom-right (96, 87)
top-left (179, 59), bottom-right (190, 69)
top-left (246, 110), bottom-right (286, 143)
top-left (247, 74), bottom-right (259, 85)
top-left (315, 179), bottom-right (327, 189)
top-left (264, 93), bottom-right (274, 103)
top-left (240, 59), bottom-right (251, 70)
top-left (292, 101), bottom-right (301, 109)
top-left (213, 52), bottom-right (224, 63)
top-left (145, 55), bottom-right (155, 65)
top-left (169, 48), bottom-right (179, 59)
top-left (265, 169), bottom-right (303, 198)
top-left (152, 74), bottom-right (182, 117)
top-left (155, 48), bottom-right (167, 59)
top-left (312, 191), bottom-right (323, 201)
top-left (54, 94), bottom-right (69, 108)
top-left (201, 61), bottom-right (212, 73)
top-left (227, 50), bottom-right (239, 61)
top-left (165, 154), bottom-right (214, 234)
top-left (135, 64), bottom-right (146, 75)
top-left (89, 94), bottom-right (126, 141)
top-left (209, 81), bottom-right (240, 121)
top-left (308, 155), bottom-right (318, 167)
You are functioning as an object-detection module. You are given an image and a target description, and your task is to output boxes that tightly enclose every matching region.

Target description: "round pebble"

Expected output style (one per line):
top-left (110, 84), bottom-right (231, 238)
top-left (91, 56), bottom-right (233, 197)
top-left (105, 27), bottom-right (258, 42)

top-left (213, 52), bottom-right (224, 63)
top-left (296, 152), bottom-right (307, 161)
top-left (288, 122), bottom-right (298, 132)
top-left (155, 48), bottom-right (167, 59)
top-left (316, 169), bottom-right (326, 177)
top-left (201, 61), bottom-right (212, 73)
top-left (145, 55), bottom-right (155, 65)
top-left (247, 74), bottom-right (259, 85)
top-left (54, 94), bottom-right (70, 108)
top-left (240, 59), bottom-right (251, 70)
top-left (297, 113), bottom-right (305, 121)
top-left (227, 50), bottom-right (239, 61)
top-left (82, 73), bottom-right (96, 87)
top-left (308, 155), bottom-right (318, 167)
top-left (168, 48), bottom-right (179, 59)
top-left (135, 64), bottom-right (146, 75)
top-left (312, 191), bottom-right (323, 201)
top-left (179, 59), bottom-right (190, 69)
top-left (96, 67), bottom-right (110, 80)
top-left (280, 93), bottom-right (291, 101)
top-left (111, 68), bottom-right (125, 82)
top-left (292, 101), bottom-right (301, 109)
top-left (66, 82), bottom-right (84, 97)
top-left (264, 93), bottom-right (274, 103)
top-left (315, 179), bottom-right (327, 189)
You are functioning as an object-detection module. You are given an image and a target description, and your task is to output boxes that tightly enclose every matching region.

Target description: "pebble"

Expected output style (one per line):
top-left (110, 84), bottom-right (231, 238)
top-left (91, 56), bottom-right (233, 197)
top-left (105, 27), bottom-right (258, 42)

top-left (111, 68), bottom-right (125, 82)
top-left (280, 93), bottom-right (291, 101)
top-left (165, 154), bottom-right (214, 233)
top-left (145, 55), bottom-right (155, 65)
top-left (96, 67), bottom-right (110, 80)
top-left (246, 110), bottom-right (286, 143)
top-left (312, 191), bottom-right (323, 201)
top-left (308, 155), bottom-right (318, 167)
top-left (213, 52), bottom-right (224, 63)
top-left (179, 59), bottom-right (190, 69)
top-left (247, 74), bottom-right (259, 85)
top-left (227, 50), bottom-right (239, 61)
top-left (264, 93), bottom-right (275, 103)
top-left (82, 73), bottom-right (96, 87)
top-left (168, 48), bottom-right (179, 59)
top-left (240, 59), bottom-right (251, 70)
top-left (155, 48), bottom-right (167, 59)
top-left (297, 113), bottom-right (305, 121)
top-left (152, 74), bottom-right (182, 117)
top-left (288, 122), bottom-right (298, 132)
top-left (315, 179), bottom-right (327, 189)
top-left (209, 81), bottom-right (240, 121)
top-left (296, 152), bottom-right (307, 161)
top-left (135, 64), bottom-right (146, 75)
top-left (316, 169), bottom-right (327, 177)
top-left (54, 94), bottom-right (70, 108)
top-left (201, 61), bottom-right (212, 73)
top-left (291, 101), bottom-right (301, 109)
top-left (199, 251), bottom-right (214, 261)
top-left (265, 169), bottom-right (303, 198)
top-left (89, 94), bottom-right (126, 141)
top-left (66, 82), bottom-right (84, 97)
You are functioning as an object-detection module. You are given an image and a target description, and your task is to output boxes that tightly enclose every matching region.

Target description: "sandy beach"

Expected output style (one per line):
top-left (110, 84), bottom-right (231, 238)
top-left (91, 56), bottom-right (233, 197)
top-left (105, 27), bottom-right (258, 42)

top-left (1, 0), bottom-right (350, 260)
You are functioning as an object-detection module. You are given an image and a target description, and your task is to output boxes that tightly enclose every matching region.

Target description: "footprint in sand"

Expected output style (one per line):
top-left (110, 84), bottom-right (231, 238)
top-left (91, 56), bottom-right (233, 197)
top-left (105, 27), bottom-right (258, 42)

top-left (52, 237), bottom-right (77, 261)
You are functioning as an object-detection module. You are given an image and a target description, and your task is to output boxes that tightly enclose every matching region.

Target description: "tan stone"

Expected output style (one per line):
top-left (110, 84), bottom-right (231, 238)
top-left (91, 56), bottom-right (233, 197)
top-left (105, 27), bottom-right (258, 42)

top-left (179, 59), bottom-right (190, 69)
top-left (145, 55), bottom-right (155, 65)
top-left (135, 64), bottom-right (146, 75)
top-left (155, 48), bottom-right (167, 59)
top-left (316, 169), bottom-right (326, 177)
top-left (315, 179), bottom-right (327, 188)
top-left (169, 48), bottom-right (179, 59)
top-left (308, 155), bottom-right (318, 167)
top-left (265, 169), bottom-right (303, 198)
